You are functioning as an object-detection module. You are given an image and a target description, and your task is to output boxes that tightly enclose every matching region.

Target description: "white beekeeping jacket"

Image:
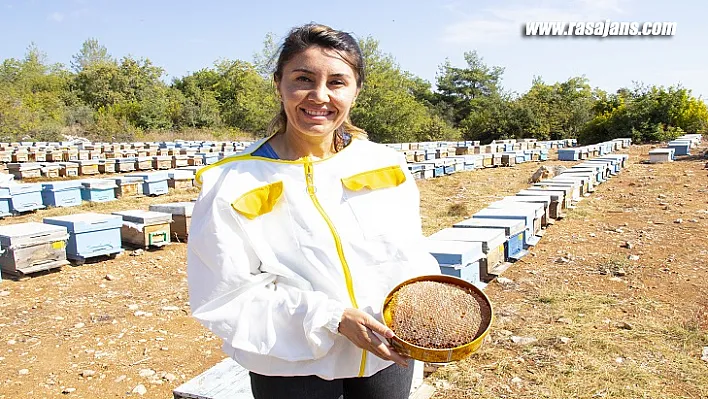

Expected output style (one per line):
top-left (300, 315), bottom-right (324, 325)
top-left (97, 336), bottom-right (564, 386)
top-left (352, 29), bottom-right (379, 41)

top-left (187, 137), bottom-right (441, 380)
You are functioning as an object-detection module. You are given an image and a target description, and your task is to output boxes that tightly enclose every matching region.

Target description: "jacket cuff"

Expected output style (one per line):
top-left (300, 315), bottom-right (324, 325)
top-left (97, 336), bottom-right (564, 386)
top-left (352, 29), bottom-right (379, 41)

top-left (325, 300), bottom-right (346, 335)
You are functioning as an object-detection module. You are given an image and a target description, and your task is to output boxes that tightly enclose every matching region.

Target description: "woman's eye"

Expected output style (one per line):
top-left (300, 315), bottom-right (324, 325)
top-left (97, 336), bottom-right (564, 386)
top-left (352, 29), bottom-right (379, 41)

top-left (330, 80), bottom-right (345, 86)
top-left (296, 76), bottom-right (311, 82)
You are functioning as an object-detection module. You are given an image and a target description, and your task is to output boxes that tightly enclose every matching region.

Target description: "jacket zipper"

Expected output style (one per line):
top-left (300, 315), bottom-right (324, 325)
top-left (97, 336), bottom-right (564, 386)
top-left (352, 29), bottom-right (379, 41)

top-left (303, 159), bottom-right (367, 377)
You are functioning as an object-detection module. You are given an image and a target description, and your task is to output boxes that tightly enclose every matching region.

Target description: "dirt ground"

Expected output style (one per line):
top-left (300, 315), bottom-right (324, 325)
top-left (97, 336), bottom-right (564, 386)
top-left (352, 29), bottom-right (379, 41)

top-left (0, 143), bottom-right (706, 399)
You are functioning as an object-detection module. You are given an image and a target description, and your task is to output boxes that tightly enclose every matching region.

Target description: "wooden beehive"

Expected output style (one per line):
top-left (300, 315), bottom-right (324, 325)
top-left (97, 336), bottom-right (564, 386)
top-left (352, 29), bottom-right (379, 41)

top-left (7, 163), bottom-right (42, 180)
top-left (152, 156), bottom-right (172, 170)
top-left (188, 155), bottom-right (204, 166)
top-left (108, 177), bottom-right (143, 198)
top-left (77, 160), bottom-right (99, 176)
top-left (112, 210), bottom-right (172, 249)
top-left (40, 164), bottom-right (60, 179)
top-left (0, 222), bottom-right (69, 277)
top-left (172, 155), bottom-right (189, 168)
top-left (149, 202), bottom-right (193, 241)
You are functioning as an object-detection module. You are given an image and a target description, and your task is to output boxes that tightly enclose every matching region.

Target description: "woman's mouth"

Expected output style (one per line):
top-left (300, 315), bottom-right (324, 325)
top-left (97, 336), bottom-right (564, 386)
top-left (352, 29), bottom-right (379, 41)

top-left (301, 108), bottom-right (334, 120)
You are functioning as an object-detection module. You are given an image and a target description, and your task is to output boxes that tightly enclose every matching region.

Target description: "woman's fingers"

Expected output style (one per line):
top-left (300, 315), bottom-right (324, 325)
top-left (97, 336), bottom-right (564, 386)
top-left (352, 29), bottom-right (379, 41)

top-left (368, 332), bottom-right (408, 367)
top-left (339, 308), bottom-right (408, 366)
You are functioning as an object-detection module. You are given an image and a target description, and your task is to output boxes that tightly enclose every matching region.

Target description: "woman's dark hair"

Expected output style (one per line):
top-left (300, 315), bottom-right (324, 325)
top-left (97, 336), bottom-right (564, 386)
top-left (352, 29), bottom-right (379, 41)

top-left (267, 23), bottom-right (367, 148)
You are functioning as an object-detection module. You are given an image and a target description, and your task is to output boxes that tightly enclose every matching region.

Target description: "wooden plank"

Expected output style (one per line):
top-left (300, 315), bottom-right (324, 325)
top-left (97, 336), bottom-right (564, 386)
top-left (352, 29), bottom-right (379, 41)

top-left (410, 382), bottom-right (436, 399)
top-left (175, 357), bottom-right (436, 399)
top-left (173, 358), bottom-right (253, 399)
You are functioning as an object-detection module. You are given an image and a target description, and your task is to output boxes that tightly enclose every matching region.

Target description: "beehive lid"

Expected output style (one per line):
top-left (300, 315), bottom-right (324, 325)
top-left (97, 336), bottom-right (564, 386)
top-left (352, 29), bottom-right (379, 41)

top-left (649, 149), bottom-right (674, 154)
top-left (0, 182), bottom-right (43, 195)
top-left (77, 160), bottom-right (99, 166)
top-left (0, 222), bottom-right (68, 249)
top-left (487, 200), bottom-right (545, 219)
top-left (112, 210), bottom-right (172, 225)
top-left (168, 169), bottom-right (195, 180)
top-left (115, 158), bottom-right (135, 163)
top-left (80, 179), bottom-right (117, 189)
top-left (43, 213), bottom-right (123, 234)
top-left (539, 179), bottom-right (580, 189)
top-left (7, 162), bottom-right (42, 171)
top-left (472, 208), bottom-right (534, 229)
top-left (126, 171), bottom-right (168, 182)
top-left (531, 183), bottom-right (573, 196)
top-left (453, 217), bottom-right (524, 237)
top-left (106, 176), bottom-right (143, 185)
top-left (429, 227), bottom-right (506, 253)
top-left (520, 188), bottom-right (567, 201)
top-left (502, 195), bottom-right (551, 208)
top-left (424, 239), bottom-right (485, 267)
top-left (42, 181), bottom-right (82, 191)
top-left (149, 202), bottom-right (194, 217)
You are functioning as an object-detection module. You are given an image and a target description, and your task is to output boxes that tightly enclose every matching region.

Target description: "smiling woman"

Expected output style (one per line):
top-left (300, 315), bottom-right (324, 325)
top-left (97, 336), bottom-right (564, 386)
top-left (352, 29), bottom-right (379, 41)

top-left (187, 23), bottom-right (441, 399)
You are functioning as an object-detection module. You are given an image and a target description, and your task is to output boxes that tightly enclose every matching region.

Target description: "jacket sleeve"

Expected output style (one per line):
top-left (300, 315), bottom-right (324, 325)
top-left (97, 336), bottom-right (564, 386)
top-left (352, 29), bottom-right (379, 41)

top-left (187, 170), bottom-right (346, 362)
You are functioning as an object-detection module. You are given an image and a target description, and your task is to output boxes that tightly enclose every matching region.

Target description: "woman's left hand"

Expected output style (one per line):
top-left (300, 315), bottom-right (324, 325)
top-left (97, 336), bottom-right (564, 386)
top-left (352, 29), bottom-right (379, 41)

top-left (337, 308), bottom-right (409, 367)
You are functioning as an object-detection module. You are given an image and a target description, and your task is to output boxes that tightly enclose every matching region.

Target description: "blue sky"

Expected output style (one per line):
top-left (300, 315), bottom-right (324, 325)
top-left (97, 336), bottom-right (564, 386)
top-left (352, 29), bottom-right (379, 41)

top-left (1, 0), bottom-right (705, 98)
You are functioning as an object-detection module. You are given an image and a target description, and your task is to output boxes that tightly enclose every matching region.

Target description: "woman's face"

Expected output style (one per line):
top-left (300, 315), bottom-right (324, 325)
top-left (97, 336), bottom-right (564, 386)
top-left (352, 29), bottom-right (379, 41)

top-left (277, 46), bottom-right (359, 141)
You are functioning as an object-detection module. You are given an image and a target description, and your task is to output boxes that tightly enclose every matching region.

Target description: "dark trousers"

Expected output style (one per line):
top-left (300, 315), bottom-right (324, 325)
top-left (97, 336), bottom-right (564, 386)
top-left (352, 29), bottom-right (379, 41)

top-left (250, 361), bottom-right (415, 399)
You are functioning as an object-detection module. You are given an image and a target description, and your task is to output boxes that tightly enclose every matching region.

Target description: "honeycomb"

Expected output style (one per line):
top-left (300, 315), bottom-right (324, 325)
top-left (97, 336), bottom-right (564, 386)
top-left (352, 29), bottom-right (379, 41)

top-left (387, 281), bottom-right (489, 349)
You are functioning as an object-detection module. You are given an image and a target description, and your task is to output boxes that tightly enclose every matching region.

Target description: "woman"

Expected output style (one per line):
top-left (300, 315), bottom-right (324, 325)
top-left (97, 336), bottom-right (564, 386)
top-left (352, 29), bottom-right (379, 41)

top-left (187, 23), bottom-right (441, 399)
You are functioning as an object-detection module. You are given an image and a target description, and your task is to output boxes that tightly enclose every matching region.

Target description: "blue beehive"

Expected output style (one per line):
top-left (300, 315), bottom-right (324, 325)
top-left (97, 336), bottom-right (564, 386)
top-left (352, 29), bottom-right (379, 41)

top-left (202, 153), bottom-right (219, 165)
top-left (472, 207), bottom-right (540, 247)
top-left (418, 160), bottom-right (445, 177)
top-left (539, 149), bottom-right (549, 161)
top-left (0, 183), bottom-right (45, 214)
top-left (80, 179), bottom-right (117, 203)
top-left (126, 171), bottom-right (169, 196)
top-left (558, 148), bottom-right (581, 161)
top-left (424, 148), bottom-right (437, 160)
top-left (41, 181), bottom-right (82, 208)
top-left (454, 217), bottom-right (527, 260)
top-left (667, 140), bottom-right (691, 156)
top-left (424, 239), bottom-right (485, 287)
top-left (0, 191), bottom-right (11, 218)
top-left (429, 227), bottom-right (508, 281)
top-left (43, 213), bottom-right (123, 264)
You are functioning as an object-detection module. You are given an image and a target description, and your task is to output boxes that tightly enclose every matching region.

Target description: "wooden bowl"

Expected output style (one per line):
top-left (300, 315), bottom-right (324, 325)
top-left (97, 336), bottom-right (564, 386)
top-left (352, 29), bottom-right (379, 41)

top-left (381, 274), bottom-right (493, 363)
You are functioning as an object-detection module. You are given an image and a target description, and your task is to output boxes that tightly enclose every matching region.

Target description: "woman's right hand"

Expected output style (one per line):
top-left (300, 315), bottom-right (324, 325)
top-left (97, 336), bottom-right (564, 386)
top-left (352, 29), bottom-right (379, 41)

top-left (337, 308), bottom-right (409, 368)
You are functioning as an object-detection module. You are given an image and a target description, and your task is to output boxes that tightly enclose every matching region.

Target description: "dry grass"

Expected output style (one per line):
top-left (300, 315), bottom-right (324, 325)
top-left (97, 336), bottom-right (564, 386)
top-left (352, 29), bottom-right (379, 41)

top-left (418, 144), bottom-right (708, 399)
top-left (429, 281), bottom-right (708, 398)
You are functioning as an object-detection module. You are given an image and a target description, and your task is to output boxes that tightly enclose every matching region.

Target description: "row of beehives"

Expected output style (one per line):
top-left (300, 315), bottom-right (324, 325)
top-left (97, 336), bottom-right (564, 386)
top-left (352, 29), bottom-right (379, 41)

top-left (404, 148), bottom-right (550, 178)
top-left (3, 153), bottom-right (226, 180)
top-left (0, 168), bottom-right (199, 218)
top-left (421, 153), bottom-right (630, 287)
top-left (0, 138), bottom-right (573, 166)
top-left (556, 138), bottom-right (632, 161)
top-left (0, 202), bottom-right (194, 280)
top-left (387, 137), bottom-right (577, 154)
top-left (647, 134), bottom-right (703, 163)
top-left (0, 137), bottom-right (577, 179)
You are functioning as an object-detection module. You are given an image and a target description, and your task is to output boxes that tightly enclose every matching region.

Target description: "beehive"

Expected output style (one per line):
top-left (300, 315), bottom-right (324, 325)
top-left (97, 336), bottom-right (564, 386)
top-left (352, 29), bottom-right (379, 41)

top-left (454, 217), bottom-right (527, 261)
top-left (112, 210), bottom-right (172, 248)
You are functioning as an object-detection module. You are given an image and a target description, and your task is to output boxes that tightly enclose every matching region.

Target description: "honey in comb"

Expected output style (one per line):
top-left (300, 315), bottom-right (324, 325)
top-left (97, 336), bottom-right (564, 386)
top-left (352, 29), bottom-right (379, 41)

top-left (387, 280), bottom-right (488, 349)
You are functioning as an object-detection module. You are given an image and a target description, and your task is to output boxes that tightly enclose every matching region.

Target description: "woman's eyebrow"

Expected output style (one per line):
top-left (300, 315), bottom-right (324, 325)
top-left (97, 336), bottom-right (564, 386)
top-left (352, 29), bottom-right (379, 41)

top-left (290, 68), bottom-right (351, 78)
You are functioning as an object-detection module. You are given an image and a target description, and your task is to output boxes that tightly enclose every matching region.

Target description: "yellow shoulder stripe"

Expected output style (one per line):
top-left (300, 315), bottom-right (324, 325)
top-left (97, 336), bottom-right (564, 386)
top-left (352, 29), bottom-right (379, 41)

top-left (341, 165), bottom-right (406, 191)
top-left (230, 181), bottom-right (284, 220)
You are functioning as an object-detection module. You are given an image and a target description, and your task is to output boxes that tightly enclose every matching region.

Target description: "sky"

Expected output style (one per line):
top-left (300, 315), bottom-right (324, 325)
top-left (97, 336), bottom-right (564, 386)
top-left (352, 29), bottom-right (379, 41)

top-left (1, 0), bottom-right (706, 98)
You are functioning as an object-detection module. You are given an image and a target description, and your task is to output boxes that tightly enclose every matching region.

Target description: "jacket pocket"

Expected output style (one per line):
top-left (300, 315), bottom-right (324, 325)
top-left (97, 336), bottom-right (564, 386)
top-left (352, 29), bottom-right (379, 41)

top-left (341, 165), bottom-right (407, 239)
top-left (231, 181), bottom-right (284, 220)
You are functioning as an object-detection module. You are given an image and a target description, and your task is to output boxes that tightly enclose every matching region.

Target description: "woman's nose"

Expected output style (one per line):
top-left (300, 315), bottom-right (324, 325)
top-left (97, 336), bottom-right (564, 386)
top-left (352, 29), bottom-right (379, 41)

top-left (308, 82), bottom-right (330, 103)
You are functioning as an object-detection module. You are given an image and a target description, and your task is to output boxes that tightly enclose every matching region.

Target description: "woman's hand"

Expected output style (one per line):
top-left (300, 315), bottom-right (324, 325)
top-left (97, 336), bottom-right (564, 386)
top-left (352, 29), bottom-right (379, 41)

top-left (337, 308), bottom-right (409, 367)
